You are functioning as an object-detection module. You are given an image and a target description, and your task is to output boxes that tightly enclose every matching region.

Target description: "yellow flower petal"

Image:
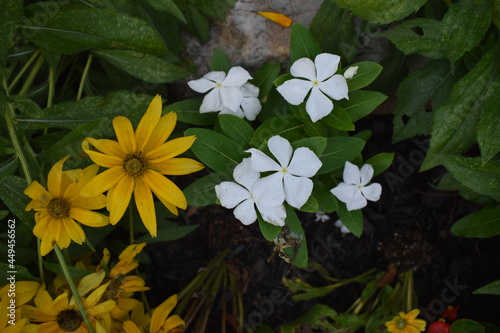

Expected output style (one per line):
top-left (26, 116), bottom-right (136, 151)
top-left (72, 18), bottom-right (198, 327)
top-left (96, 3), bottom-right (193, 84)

top-left (123, 320), bottom-right (143, 333)
top-left (25, 199), bottom-right (48, 212)
top-left (150, 294), bottom-right (177, 333)
top-left (57, 221), bottom-right (73, 249)
top-left (32, 213), bottom-right (52, 238)
top-left (150, 158), bottom-right (204, 176)
top-left (83, 147), bottom-right (123, 169)
top-left (39, 321), bottom-right (65, 333)
top-left (146, 136), bottom-right (197, 162)
top-left (22, 305), bottom-right (56, 323)
top-left (258, 11), bottom-right (293, 27)
top-left (24, 181), bottom-right (52, 204)
top-left (40, 232), bottom-right (56, 256)
top-left (80, 166), bottom-right (126, 197)
top-left (113, 116), bottom-right (137, 154)
top-left (83, 282), bottom-right (111, 309)
top-left (62, 217), bottom-right (86, 244)
top-left (143, 170), bottom-right (187, 210)
top-left (156, 194), bottom-right (179, 216)
top-left (47, 156), bottom-right (70, 197)
top-left (87, 299), bottom-right (116, 317)
top-left (70, 194), bottom-right (107, 210)
top-left (135, 94), bottom-right (162, 152)
top-left (142, 112), bottom-right (177, 154)
top-left (77, 271), bottom-right (106, 298)
top-left (85, 138), bottom-right (125, 158)
top-left (70, 208), bottom-right (109, 227)
top-left (406, 309), bottom-right (420, 321)
top-left (108, 175), bottom-right (134, 225)
top-left (161, 315), bottom-right (186, 332)
top-left (134, 176), bottom-right (157, 237)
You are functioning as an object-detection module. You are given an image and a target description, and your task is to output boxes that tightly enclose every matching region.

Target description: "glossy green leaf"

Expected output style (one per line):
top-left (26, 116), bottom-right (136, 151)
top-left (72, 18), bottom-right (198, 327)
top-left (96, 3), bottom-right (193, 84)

top-left (283, 206), bottom-right (308, 268)
top-left (182, 3), bottom-right (210, 41)
top-left (258, 215), bottom-right (282, 241)
top-left (291, 137), bottom-right (327, 156)
top-left (184, 128), bottom-right (245, 174)
top-left (321, 105), bottom-right (354, 131)
top-left (165, 99), bottom-right (217, 126)
top-left (473, 279), bottom-right (500, 295)
top-left (346, 62), bottom-right (383, 91)
top-left (189, 0), bottom-right (236, 19)
top-left (93, 49), bottom-right (188, 83)
top-left (338, 90), bottom-right (387, 122)
top-left (0, 0), bottom-right (22, 70)
top-left (290, 23), bottom-right (322, 64)
top-left (0, 176), bottom-right (34, 228)
top-left (313, 185), bottom-right (338, 213)
top-left (450, 319), bottom-right (484, 333)
top-left (145, 0), bottom-right (186, 23)
top-left (137, 222), bottom-right (198, 243)
top-left (451, 207), bottom-right (500, 238)
top-left (252, 62), bottom-right (281, 100)
top-left (210, 48), bottom-right (232, 72)
top-left (365, 153), bottom-right (395, 176)
top-left (477, 80), bottom-right (500, 164)
top-left (331, 0), bottom-right (428, 24)
top-left (337, 204), bottom-right (363, 237)
top-left (0, 157), bottom-right (19, 185)
top-left (218, 114), bottom-right (254, 148)
top-left (318, 137), bottom-right (366, 174)
top-left (298, 195), bottom-right (319, 213)
top-left (184, 172), bottom-right (231, 206)
top-left (251, 115), bottom-right (304, 148)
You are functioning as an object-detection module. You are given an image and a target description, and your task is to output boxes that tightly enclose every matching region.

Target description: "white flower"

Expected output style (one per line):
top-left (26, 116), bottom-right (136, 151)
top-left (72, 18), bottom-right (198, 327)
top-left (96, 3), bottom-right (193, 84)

top-left (215, 158), bottom-right (286, 226)
top-left (188, 66), bottom-right (252, 113)
top-left (276, 53), bottom-right (349, 123)
top-left (343, 66), bottom-right (358, 79)
top-left (315, 211), bottom-right (330, 223)
top-left (246, 135), bottom-right (322, 209)
top-left (220, 83), bottom-right (262, 120)
top-left (330, 161), bottom-right (382, 211)
top-left (334, 219), bottom-right (351, 234)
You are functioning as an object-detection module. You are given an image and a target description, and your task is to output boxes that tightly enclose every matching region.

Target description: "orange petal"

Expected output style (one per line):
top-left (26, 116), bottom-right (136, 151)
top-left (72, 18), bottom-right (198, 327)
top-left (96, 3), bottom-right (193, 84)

top-left (258, 11), bottom-right (293, 27)
top-left (135, 94), bottom-right (162, 153)
top-left (113, 116), bottom-right (137, 154)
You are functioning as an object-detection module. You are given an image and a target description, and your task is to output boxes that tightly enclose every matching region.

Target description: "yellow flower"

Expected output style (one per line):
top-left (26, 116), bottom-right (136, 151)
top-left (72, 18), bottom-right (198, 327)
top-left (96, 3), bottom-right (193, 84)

top-left (385, 309), bottom-right (427, 333)
top-left (80, 95), bottom-right (204, 237)
top-left (123, 295), bottom-right (185, 333)
top-left (24, 157), bottom-right (109, 256)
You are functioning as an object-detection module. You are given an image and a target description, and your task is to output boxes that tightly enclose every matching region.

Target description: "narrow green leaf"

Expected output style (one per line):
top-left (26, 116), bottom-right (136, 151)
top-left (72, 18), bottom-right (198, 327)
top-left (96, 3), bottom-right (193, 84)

top-left (218, 114), bottom-right (254, 148)
top-left (291, 137), bottom-right (327, 156)
top-left (318, 137), bottom-right (366, 174)
top-left (473, 280), bottom-right (500, 295)
top-left (451, 207), bottom-right (500, 238)
top-left (346, 62), bottom-right (383, 91)
top-left (477, 80), bottom-right (500, 164)
top-left (337, 204), bottom-right (363, 237)
top-left (337, 90), bottom-right (387, 123)
top-left (0, 157), bottom-right (19, 185)
top-left (189, 0), bottom-right (236, 19)
top-left (137, 222), bottom-right (198, 243)
top-left (0, 0), bottom-right (22, 70)
top-left (165, 99), bottom-right (217, 126)
top-left (290, 23), bottom-right (322, 64)
top-left (281, 304), bottom-right (337, 331)
top-left (210, 48), bottom-right (232, 72)
top-left (184, 172), bottom-right (231, 207)
top-left (250, 115), bottom-right (304, 147)
top-left (365, 153), bottom-right (395, 176)
top-left (43, 261), bottom-right (92, 279)
top-left (145, 0), bottom-right (186, 23)
top-left (0, 176), bottom-right (34, 228)
top-left (182, 3), bottom-right (210, 41)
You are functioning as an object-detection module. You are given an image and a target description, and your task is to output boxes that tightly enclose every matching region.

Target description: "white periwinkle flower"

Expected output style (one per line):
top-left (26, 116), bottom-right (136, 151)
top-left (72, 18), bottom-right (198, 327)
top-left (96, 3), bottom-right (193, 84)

top-left (188, 66), bottom-right (252, 113)
top-left (215, 158), bottom-right (286, 226)
top-left (276, 53), bottom-right (349, 123)
top-left (334, 219), bottom-right (351, 234)
top-left (220, 83), bottom-right (262, 120)
top-left (330, 161), bottom-right (382, 211)
top-left (246, 135), bottom-right (322, 209)
top-left (315, 211), bottom-right (330, 223)
top-left (343, 66), bottom-right (358, 79)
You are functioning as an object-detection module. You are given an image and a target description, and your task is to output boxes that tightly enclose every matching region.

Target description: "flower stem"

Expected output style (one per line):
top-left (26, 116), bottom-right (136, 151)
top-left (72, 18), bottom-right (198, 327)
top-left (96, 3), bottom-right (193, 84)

top-left (54, 246), bottom-right (97, 333)
top-left (5, 103), bottom-right (32, 184)
top-left (47, 66), bottom-right (55, 108)
top-left (18, 53), bottom-right (44, 96)
top-left (77, 53), bottom-right (92, 100)
top-left (7, 49), bottom-right (40, 93)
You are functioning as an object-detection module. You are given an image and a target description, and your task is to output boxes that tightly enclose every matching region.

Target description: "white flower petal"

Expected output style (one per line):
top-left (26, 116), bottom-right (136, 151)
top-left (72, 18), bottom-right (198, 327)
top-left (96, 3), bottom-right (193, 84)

top-left (252, 173), bottom-right (285, 206)
top-left (223, 66), bottom-right (252, 87)
top-left (233, 158), bottom-right (260, 190)
top-left (359, 164), bottom-right (374, 186)
top-left (241, 83), bottom-right (259, 97)
top-left (200, 89), bottom-right (222, 113)
top-left (346, 190), bottom-right (367, 211)
top-left (287, 147), bottom-right (322, 177)
top-left (319, 74), bottom-right (349, 101)
top-left (276, 79), bottom-right (312, 105)
top-left (188, 78), bottom-right (217, 93)
top-left (361, 183), bottom-right (382, 202)
top-left (204, 71), bottom-right (226, 82)
top-left (343, 161), bottom-right (361, 185)
top-left (246, 149), bottom-right (281, 172)
top-left (334, 219), bottom-right (344, 228)
top-left (315, 53), bottom-right (340, 82)
top-left (330, 182), bottom-right (357, 204)
top-left (257, 203), bottom-right (286, 226)
top-left (215, 182), bottom-right (250, 209)
top-left (220, 86), bottom-right (244, 112)
top-left (220, 107), bottom-right (245, 118)
top-left (343, 66), bottom-right (358, 79)
top-left (340, 225), bottom-right (351, 234)
top-left (283, 174), bottom-right (313, 209)
top-left (290, 57), bottom-right (317, 81)
top-left (233, 198), bottom-right (258, 225)
top-left (305, 86), bottom-right (333, 122)
top-left (240, 97), bottom-right (262, 121)
top-left (268, 135), bottom-right (293, 168)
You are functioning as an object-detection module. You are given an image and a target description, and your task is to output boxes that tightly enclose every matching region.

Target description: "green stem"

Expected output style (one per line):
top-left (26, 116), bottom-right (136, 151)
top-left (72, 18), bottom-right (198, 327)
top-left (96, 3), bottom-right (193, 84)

top-left (47, 66), bottom-right (55, 108)
top-left (37, 239), bottom-right (45, 284)
top-left (129, 203), bottom-right (134, 245)
top-left (54, 246), bottom-right (97, 333)
top-left (7, 49), bottom-right (40, 93)
top-left (77, 54), bottom-right (92, 100)
top-left (5, 103), bottom-right (32, 184)
top-left (18, 53), bottom-right (44, 96)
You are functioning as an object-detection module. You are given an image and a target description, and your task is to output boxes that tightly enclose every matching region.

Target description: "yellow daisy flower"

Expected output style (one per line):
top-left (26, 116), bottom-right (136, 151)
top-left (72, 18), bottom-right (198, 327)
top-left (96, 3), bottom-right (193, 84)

top-left (80, 94), bottom-right (204, 237)
top-left (24, 157), bottom-right (109, 256)
top-left (123, 294), bottom-right (185, 333)
top-left (385, 309), bottom-right (427, 333)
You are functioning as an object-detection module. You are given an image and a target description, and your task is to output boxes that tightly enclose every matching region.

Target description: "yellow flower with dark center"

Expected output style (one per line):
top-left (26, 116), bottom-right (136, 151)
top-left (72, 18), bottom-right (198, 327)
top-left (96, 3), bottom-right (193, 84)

top-left (24, 157), bottom-right (109, 256)
top-left (385, 309), bottom-right (427, 333)
top-left (80, 95), bottom-right (204, 237)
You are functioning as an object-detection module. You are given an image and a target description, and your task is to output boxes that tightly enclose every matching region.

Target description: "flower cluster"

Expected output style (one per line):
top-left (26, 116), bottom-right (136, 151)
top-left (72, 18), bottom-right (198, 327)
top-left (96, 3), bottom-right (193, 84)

top-left (188, 66), bottom-right (262, 120)
top-left (216, 135), bottom-right (322, 226)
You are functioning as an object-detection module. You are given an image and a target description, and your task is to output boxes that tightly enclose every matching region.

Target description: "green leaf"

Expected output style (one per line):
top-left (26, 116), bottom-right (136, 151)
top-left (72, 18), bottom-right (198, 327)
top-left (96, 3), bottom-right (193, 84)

top-left (440, 0), bottom-right (492, 65)
top-left (145, 0), bottom-right (186, 23)
top-left (0, 157), bottom-right (19, 185)
top-left (22, 8), bottom-right (168, 56)
top-left (337, 90), bottom-right (387, 123)
top-left (313, 185), bottom-right (338, 213)
top-left (184, 128), bottom-right (245, 174)
top-left (251, 63), bottom-right (281, 100)
top-left (451, 207), bottom-right (500, 238)
top-left (291, 137), bottom-right (327, 156)
top-left (165, 99), bottom-right (217, 125)
top-left (280, 304), bottom-right (337, 331)
top-left (477, 80), bottom-right (500, 164)
top-left (284, 206), bottom-right (308, 268)
top-left (473, 279), bottom-right (500, 295)
top-left (136, 221), bottom-right (198, 243)
top-left (451, 319), bottom-right (485, 333)
top-left (318, 137), bottom-right (366, 174)
top-left (218, 114), bottom-right (254, 149)
top-left (184, 172), bottom-right (231, 206)
top-left (0, 264), bottom-right (35, 282)
top-left (0, 176), bottom-right (34, 228)
top-left (380, 18), bottom-right (445, 58)
top-left (299, 195), bottom-right (319, 213)
top-left (365, 153), bottom-right (395, 176)
top-left (0, 0), bottom-right (22, 71)
top-left (290, 23), bottom-right (322, 64)
top-left (337, 204), bottom-right (363, 237)
top-left (258, 215), bottom-right (282, 241)
top-left (189, 0), bottom-right (236, 19)
top-left (346, 62), bottom-right (383, 91)
top-left (250, 115), bottom-right (304, 148)
top-left (210, 48), bottom-right (232, 72)
top-left (182, 3), bottom-right (210, 41)
top-left (334, 313), bottom-right (366, 330)
top-left (43, 261), bottom-right (92, 279)
top-left (331, 0), bottom-right (428, 24)
top-left (92, 49), bottom-right (188, 83)
top-left (422, 46), bottom-right (500, 170)
top-left (321, 105), bottom-right (354, 131)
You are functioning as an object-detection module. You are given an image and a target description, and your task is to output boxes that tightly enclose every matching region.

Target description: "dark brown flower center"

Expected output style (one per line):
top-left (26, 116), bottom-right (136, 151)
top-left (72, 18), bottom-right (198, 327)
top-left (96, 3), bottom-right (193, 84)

top-left (47, 198), bottom-right (71, 219)
top-left (123, 154), bottom-right (148, 177)
top-left (57, 309), bottom-right (83, 332)
top-left (101, 278), bottom-right (122, 301)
